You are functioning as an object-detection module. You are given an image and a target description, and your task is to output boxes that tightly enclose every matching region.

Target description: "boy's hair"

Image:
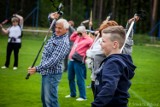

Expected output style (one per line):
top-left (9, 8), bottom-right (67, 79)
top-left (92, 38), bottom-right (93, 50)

top-left (98, 20), bottom-right (118, 37)
top-left (102, 26), bottom-right (126, 48)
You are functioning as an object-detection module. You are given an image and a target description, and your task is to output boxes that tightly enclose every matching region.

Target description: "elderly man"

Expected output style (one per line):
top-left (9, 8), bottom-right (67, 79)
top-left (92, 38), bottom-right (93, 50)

top-left (28, 12), bottom-right (70, 107)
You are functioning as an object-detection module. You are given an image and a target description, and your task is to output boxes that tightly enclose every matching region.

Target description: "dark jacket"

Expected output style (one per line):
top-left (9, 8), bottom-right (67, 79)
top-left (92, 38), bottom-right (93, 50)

top-left (92, 54), bottom-right (136, 107)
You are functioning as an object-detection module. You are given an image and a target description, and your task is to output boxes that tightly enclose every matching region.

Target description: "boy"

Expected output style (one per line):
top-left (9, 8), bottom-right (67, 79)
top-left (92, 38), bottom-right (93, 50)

top-left (91, 26), bottom-right (136, 107)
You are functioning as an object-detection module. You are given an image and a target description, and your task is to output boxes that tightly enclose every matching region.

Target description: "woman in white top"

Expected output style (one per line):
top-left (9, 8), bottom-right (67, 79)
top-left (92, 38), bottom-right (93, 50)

top-left (0, 14), bottom-right (23, 70)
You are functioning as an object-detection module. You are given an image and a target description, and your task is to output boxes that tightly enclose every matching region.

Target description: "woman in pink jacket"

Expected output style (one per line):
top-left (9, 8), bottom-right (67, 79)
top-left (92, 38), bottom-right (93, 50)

top-left (65, 25), bottom-right (93, 101)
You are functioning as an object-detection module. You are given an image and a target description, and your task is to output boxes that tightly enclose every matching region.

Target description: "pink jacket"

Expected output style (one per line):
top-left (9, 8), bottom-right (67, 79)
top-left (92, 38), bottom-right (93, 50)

top-left (69, 32), bottom-right (93, 62)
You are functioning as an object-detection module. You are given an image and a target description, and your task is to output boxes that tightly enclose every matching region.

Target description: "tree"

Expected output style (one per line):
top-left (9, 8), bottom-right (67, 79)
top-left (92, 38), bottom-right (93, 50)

top-left (151, 0), bottom-right (158, 38)
top-left (0, 0), bottom-right (159, 35)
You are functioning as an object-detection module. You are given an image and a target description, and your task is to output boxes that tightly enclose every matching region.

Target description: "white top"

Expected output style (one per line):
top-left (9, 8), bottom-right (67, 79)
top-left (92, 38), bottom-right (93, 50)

top-left (86, 38), bottom-right (103, 58)
top-left (8, 26), bottom-right (22, 43)
top-left (86, 37), bottom-right (105, 81)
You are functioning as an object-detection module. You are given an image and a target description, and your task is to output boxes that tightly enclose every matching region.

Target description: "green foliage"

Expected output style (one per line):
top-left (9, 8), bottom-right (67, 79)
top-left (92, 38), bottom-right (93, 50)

top-left (63, 0), bottom-right (87, 26)
top-left (39, 0), bottom-right (54, 27)
top-left (0, 32), bottom-right (160, 107)
top-left (133, 34), bottom-right (160, 45)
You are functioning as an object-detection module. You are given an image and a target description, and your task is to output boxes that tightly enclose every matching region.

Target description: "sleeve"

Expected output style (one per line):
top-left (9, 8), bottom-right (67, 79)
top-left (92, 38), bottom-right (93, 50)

top-left (69, 26), bottom-right (75, 34)
top-left (92, 60), bottom-right (122, 107)
top-left (48, 13), bottom-right (56, 33)
top-left (86, 38), bottom-right (102, 58)
top-left (86, 49), bottom-right (93, 58)
top-left (88, 37), bottom-right (94, 47)
top-left (15, 14), bottom-right (24, 29)
top-left (122, 22), bottom-right (134, 55)
top-left (36, 41), bottom-right (69, 71)
top-left (70, 32), bottom-right (78, 42)
top-left (1, 27), bottom-right (9, 34)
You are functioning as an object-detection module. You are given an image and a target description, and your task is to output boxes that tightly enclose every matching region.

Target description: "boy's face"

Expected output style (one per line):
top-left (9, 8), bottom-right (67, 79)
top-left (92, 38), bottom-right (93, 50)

top-left (100, 33), bottom-right (114, 56)
top-left (55, 22), bottom-right (68, 36)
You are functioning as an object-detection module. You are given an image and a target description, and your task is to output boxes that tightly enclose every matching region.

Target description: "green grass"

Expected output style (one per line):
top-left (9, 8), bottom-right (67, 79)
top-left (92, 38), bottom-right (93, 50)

top-left (0, 33), bottom-right (160, 107)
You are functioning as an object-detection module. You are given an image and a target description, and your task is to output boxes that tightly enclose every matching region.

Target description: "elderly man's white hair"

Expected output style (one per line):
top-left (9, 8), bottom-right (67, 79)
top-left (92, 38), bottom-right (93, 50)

top-left (56, 18), bottom-right (69, 29)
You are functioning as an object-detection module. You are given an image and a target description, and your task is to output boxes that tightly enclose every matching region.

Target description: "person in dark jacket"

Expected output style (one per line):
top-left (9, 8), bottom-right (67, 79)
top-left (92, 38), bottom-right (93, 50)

top-left (91, 26), bottom-right (136, 107)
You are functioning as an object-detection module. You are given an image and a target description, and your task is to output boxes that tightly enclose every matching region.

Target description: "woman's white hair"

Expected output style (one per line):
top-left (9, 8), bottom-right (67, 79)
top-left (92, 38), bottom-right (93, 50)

top-left (77, 26), bottom-right (86, 33)
top-left (56, 18), bottom-right (69, 29)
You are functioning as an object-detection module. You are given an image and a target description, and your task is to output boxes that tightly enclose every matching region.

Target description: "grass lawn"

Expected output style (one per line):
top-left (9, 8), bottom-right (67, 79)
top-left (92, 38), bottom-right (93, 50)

top-left (0, 33), bottom-right (160, 107)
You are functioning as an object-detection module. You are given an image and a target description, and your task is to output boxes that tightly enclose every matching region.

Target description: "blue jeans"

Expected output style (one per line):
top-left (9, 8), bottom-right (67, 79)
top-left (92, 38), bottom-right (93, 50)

top-left (41, 73), bottom-right (62, 107)
top-left (68, 60), bottom-right (86, 99)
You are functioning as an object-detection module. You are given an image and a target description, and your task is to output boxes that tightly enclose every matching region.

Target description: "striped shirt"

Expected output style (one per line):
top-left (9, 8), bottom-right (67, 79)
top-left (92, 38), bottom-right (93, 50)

top-left (36, 33), bottom-right (70, 75)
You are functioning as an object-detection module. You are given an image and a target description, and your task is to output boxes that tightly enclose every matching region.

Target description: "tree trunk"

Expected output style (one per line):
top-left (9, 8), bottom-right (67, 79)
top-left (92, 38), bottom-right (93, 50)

top-left (98, 0), bottom-right (103, 24)
top-left (70, 0), bottom-right (73, 15)
top-left (93, 0), bottom-right (96, 20)
top-left (20, 0), bottom-right (24, 11)
top-left (151, 0), bottom-right (158, 42)
top-left (112, 0), bottom-right (116, 20)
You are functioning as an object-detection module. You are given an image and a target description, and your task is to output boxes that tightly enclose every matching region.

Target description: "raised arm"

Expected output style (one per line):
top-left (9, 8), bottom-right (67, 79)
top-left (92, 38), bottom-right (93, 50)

top-left (0, 24), bottom-right (9, 34)
top-left (122, 16), bottom-right (140, 55)
top-left (14, 14), bottom-right (24, 28)
top-left (48, 12), bottom-right (60, 32)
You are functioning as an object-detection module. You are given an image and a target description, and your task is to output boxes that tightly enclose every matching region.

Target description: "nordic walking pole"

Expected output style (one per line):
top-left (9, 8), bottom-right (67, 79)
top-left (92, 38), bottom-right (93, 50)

top-left (120, 14), bottom-right (137, 53)
top-left (120, 10), bottom-right (146, 52)
top-left (25, 19), bottom-right (56, 79)
top-left (25, 2), bottom-right (63, 79)
top-left (0, 9), bottom-right (23, 25)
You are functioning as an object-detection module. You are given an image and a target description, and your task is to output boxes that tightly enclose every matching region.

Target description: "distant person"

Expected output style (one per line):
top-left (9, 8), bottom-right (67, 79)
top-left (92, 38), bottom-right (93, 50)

top-left (63, 20), bottom-right (75, 72)
top-left (65, 25), bottom-right (93, 101)
top-left (91, 26), bottom-right (136, 107)
top-left (0, 14), bottom-right (23, 70)
top-left (28, 12), bottom-right (70, 107)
